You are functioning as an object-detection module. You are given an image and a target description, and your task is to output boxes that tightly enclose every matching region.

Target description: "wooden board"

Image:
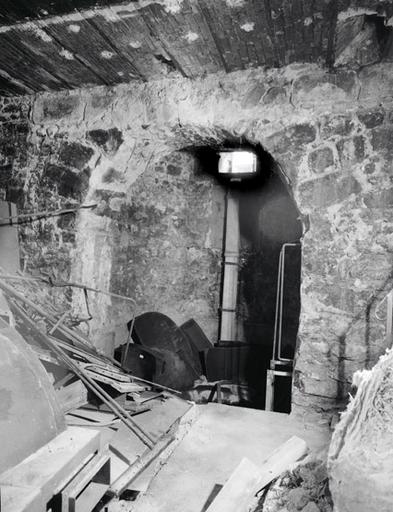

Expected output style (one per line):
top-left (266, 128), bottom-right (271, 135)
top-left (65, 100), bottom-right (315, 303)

top-left (205, 458), bottom-right (262, 512)
top-left (56, 380), bottom-right (88, 413)
top-left (0, 427), bottom-right (101, 503)
top-left (0, 201), bottom-right (20, 274)
top-left (206, 436), bottom-right (308, 512)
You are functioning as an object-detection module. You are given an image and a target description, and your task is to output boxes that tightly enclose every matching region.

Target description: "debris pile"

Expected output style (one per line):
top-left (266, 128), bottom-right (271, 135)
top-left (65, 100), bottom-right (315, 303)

top-left (0, 271), bottom-right (194, 510)
top-left (255, 459), bottom-right (333, 512)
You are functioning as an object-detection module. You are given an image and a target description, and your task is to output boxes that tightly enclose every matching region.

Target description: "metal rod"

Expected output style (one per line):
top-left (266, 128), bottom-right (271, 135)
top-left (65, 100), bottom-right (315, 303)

top-left (0, 276), bottom-right (121, 367)
top-left (12, 301), bottom-right (155, 448)
top-left (0, 273), bottom-right (137, 307)
top-left (0, 203), bottom-right (97, 227)
top-left (387, 290), bottom-right (393, 348)
top-left (48, 310), bottom-right (69, 335)
top-left (272, 243), bottom-right (300, 363)
top-left (123, 313), bottom-right (135, 365)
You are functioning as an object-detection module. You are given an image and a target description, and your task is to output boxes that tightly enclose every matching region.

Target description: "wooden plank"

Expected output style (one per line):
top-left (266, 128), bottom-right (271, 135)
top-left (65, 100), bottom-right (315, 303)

top-left (109, 435), bottom-right (175, 496)
top-left (206, 436), bottom-right (308, 512)
top-left (61, 452), bottom-right (110, 512)
top-left (0, 484), bottom-right (44, 512)
top-left (0, 201), bottom-right (20, 274)
top-left (56, 380), bottom-right (88, 413)
top-left (0, 427), bottom-right (101, 502)
top-left (205, 458), bottom-right (262, 512)
top-left (41, 15), bottom-right (140, 86)
top-left (256, 435), bottom-right (308, 491)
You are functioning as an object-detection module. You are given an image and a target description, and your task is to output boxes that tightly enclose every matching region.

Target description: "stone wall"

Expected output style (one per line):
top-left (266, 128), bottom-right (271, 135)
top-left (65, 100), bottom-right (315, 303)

top-left (2, 62), bottom-right (393, 422)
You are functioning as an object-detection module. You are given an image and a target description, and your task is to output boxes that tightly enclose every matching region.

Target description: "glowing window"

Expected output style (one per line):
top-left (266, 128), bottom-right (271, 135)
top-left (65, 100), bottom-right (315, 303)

top-left (218, 151), bottom-right (257, 175)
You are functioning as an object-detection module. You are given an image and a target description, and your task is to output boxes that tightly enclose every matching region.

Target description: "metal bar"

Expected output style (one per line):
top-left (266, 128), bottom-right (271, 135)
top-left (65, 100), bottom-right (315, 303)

top-left (387, 290), bottom-right (393, 348)
top-left (265, 370), bottom-right (274, 411)
top-left (272, 249), bottom-right (282, 361)
top-left (48, 310), bottom-right (69, 335)
top-left (0, 273), bottom-right (137, 307)
top-left (123, 313), bottom-right (135, 366)
top-left (275, 242), bottom-right (301, 363)
top-left (12, 301), bottom-right (155, 449)
top-left (277, 245), bottom-right (286, 361)
top-left (219, 190), bottom-right (240, 343)
top-left (109, 435), bottom-right (175, 497)
top-left (0, 203), bottom-right (97, 226)
top-left (0, 276), bottom-right (121, 367)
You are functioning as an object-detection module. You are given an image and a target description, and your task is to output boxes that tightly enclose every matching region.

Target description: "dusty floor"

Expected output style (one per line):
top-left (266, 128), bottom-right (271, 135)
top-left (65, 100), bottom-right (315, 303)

top-left (120, 403), bottom-right (331, 512)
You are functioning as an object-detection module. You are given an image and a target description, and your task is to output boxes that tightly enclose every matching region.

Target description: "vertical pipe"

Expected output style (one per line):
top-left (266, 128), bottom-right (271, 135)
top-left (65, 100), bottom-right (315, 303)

top-left (219, 190), bottom-right (240, 343)
top-left (387, 290), bottom-right (393, 348)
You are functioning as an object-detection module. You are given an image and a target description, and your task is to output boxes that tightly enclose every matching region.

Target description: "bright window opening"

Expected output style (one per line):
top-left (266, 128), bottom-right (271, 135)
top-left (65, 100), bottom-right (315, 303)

top-left (218, 151), bottom-right (257, 175)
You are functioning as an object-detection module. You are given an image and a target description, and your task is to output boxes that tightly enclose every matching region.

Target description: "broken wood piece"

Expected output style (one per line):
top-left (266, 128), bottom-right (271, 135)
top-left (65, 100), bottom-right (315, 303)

top-left (205, 458), bottom-right (263, 512)
top-left (79, 363), bottom-right (147, 393)
top-left (109, 435), bottom-right (175, 497)
top-left (31, 344), bottom-right (61, 366)
top-left (206, 436), bottom-right (308, 512)
top-left (56, 380), bottom-right (88, 413)
top-left (255, 435), bottom-right (308, 492)
top-left (0, 427), bottom-right (101, 507)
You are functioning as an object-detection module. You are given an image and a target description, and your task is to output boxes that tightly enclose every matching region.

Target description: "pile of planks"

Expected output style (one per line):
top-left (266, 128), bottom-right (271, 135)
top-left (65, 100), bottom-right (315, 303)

top-left (0, 272), bottom-right (190, 499)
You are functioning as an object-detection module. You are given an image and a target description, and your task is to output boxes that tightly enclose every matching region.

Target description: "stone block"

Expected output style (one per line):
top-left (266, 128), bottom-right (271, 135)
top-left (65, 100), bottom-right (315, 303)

top-left (292, 69), bottom-right (358, 107)
top-left (262, 86), bottom-right (288, 105)
top-left (265, 123), bottom-right (316, 155)
top-left (370, 125), bottom-right (393, 159)
top-left (42, 163), bottom-right (90, 200)
top-left (363, 188), bottom-right (393, 208)
top-left (320, 115), bottom-right (355, 138)
top-left (359, 63), bottom-right (393, 100)
top-left (298, 173), bottom-right (361, 208)
top-left (86, 127), bottom-right (123, 155)
top-left (241, 82), bottom-right (266, 108)
top-left (33, 93), bottom-right (84, 124)
top-left (308, 146), bottom-right (334, 173)
top-left (357, 107), bottom-right (385, 128)
top-left (336, 136), bottom-right (365, 165)
top-left (58, 141), bottom-right (94, 170)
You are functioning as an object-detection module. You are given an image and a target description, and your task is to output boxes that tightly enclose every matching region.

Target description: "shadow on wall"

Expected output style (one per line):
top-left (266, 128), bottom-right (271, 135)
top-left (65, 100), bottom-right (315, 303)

top-left (336, 270), bottom-right (393, 404)
top-left (236, 170), bottom-right (303, 411)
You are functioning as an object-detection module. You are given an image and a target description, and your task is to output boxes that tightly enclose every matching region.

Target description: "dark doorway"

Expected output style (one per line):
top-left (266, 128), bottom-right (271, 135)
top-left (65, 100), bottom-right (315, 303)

top-left (187, 143), bottom-right (302, 412)
top-left (236, 171), bottom-right (303, 411)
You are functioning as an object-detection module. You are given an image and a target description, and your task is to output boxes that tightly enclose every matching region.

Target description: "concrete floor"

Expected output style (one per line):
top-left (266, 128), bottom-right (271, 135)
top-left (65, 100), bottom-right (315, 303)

top-left (131, 403), bottom-right (331, 512)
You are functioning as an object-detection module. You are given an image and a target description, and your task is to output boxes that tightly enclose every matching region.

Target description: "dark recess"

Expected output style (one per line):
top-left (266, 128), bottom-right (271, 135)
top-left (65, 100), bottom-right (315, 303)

top-left (187, 141), bottom-right (302, 412)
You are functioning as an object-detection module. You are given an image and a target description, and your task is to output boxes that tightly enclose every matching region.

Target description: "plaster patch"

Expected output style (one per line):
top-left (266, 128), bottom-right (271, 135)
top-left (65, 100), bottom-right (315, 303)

top-left (337, 8), bottom-right (378, 22)
top-left (240, 22), bottom-right (255, 32)
top-left (184, 31), bottom-right (199, 43)
top-left (59, 49), bottom-right (75, 60)
top-left (67, 24), bottom-right (81, 33)
top-left (101, 51), bottom-right (115, 59)
top-left (31, 26), bottom-right (53, 42)
top-left (129, 40), bottom-right (142, 49)
top-left (226, 0), bottom-right (246, 7)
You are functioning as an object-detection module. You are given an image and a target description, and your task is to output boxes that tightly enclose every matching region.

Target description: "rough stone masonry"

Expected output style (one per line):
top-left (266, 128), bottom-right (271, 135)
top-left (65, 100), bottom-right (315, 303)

top-left (1, 61), bottom-right (393, 424)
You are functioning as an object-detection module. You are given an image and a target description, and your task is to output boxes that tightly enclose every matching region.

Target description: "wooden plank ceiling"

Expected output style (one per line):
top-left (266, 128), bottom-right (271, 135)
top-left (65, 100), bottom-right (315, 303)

top-left (0, 0), bottom-right (392, 96)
